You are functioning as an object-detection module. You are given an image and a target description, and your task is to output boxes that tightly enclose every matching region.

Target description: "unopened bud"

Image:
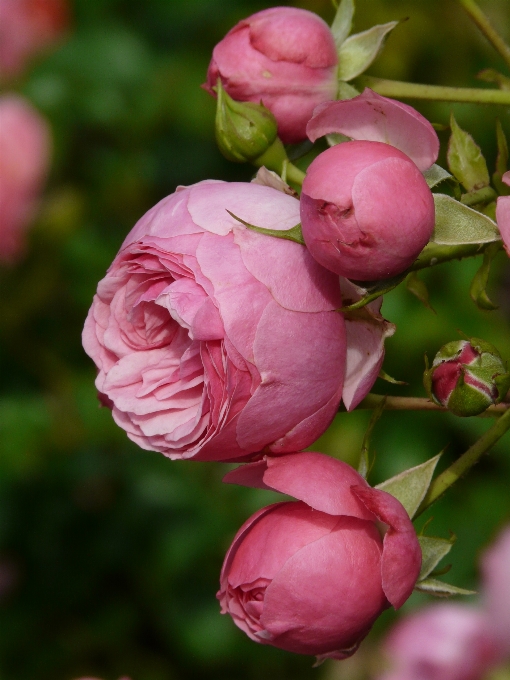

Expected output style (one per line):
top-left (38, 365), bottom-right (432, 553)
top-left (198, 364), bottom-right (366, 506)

top-left (214, 80), bottom-right (278, 163)
top-left (424, 338), bottom-right (510, 417)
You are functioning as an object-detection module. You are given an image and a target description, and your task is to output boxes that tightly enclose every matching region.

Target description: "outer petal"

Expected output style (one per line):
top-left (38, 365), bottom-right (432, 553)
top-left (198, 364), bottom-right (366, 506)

top-left (351, 486), bottom-right (421, 609)
top-left (481, 525), bottom-right (510, 655)
top-left (224, 453), bottom-right (375, 521)
top-left (341, 278), bottom-right (396, 411)
top-left (261, 515), bottom-right (386, 657)
top-left (496, 172), bottom-right (510, 255)
top-left (306, 89), bottom-right (439, 171)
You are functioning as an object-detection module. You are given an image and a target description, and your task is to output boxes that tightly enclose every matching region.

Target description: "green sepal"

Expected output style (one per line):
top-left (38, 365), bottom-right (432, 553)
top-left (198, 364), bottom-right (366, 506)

top-left (414, 578), bottom-right (476, 597)
top-left (447, 114), bottom-right (490, 192)
top-left (423, 354), bottom-right (436, 403)
top-left (423, 164), bottom-right (453, 189)
top-left (406, 271), bottom-right (435, 313)
top-left (432, 194), bottom-right (500, 245)
top-left (493, 119), bottom-right (510, 196)
top-left (330, 0), bottom-right (355, 49)
top-left (375, 454), bottom-right (441, 519)
top-left (338, 271), bottom-right (408, 312)
top-left (337, 21), bottom-right (399, 81)
top-left (494, 372), bottom-right (510, 402)
top-left (336, 80), bottom-right (360, 100)
top-left (418, 534), bottom-right (456, 581)
top-left (214, 80), bottom-right (278, 164)
top-left (378, 369), bottom-right (408, 386)
top-left (226, 211), bottom-right (305, 245)
top-left (358, 396), bottom-right (386, 479)
top-left (477, 68), bottom-right (510, 91)
top-left (469, 241), bottom-right (500, 311)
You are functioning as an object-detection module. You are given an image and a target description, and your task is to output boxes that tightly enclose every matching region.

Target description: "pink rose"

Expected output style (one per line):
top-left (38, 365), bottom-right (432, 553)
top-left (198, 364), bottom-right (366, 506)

top-left (300, 140), bottom-right (435, 280)
top-left (204, 7), bottom-right (338, 144)
top-left (218, 452), bottom-right (421, 661)
top-left (496, 171), bottom-right (510, 254)
top-left (481, 525), bottom-right (510, 656)
top-left (0, 0), bottom-right (69, 79)
top-left (82, 181), bottom-right (346, 461)
top-left (379, 604), bottom-right (501, 680)
top-left (0, 94), bottom-right (51, 263)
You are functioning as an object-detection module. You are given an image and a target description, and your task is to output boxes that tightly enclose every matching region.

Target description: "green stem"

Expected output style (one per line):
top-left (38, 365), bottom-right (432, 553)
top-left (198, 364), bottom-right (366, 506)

top-left (416, 406), bottom-right (510, 514)
top-left (458, 0), bottom-right (510, 72)
top-left (284, 162), bottom-right (306, 187)
top-left (359, 76), bottom-right (510, 105)
top-left (254, 140), bottom-right (305, 187)
top-left (411, 241), bottom-right (503, 272)
top-left (355, 393), bottom-right (510, 417)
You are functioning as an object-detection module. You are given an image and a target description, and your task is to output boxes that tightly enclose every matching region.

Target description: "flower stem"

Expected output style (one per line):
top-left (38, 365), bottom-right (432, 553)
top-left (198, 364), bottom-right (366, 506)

top-left (284, 161), bottom-right (306, 187)
top-left (416, 406), bottom-right (510, 514)
top-left (458, 0), bottom-right (510, 72)
top-left (411, 241), bottom-right (503, 272)
top-left (359, 76), bottom-right (510, 105)
top-left (355, 393), bottom-right (510, 417)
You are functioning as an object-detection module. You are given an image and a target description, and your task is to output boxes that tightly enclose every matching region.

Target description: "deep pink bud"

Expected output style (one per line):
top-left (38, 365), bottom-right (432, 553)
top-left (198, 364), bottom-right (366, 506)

top-left (219, 453), bottom-right (421, 661)
top-left (300, 140), bottom-right (435, 280)
top-left (0, 94), bottom-right (51, 263)
top-left (380, 604), bottom-right (501, 680)
top-left (0, 0), bottom-right (70, 79)
top-left (204, 7), bottom-right (338, 144)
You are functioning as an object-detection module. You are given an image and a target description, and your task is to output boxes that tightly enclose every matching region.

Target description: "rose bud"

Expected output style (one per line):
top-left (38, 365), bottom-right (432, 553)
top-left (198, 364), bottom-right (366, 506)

top-left (0, 0), bottom-right (70, 79)
top-left (83, 181), bottom-right (346, 461)
top-left (214, 80), bottom-right (280, 164)
top-left (424, 338), bottom-right (510, 417)
top-left (300, 140), bottom-right (435, 281)
top-left (219, 452), bottom-right (421, 661)
top-left (0, 94), bottom-right (51, 263)
top-left (482, 525), bottom-right (510, 657)
top-left (379, 604), bottom-right (501, 680)
top-left (204, 7), bottom-right (338, 144)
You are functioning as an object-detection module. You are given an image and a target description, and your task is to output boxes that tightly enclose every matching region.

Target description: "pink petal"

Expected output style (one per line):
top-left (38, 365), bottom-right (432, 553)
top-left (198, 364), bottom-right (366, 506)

top-left (306, 89), bottom-right (439, 171)
top-left (496, 195), bottom-right (510, 256)
top-left (351, 486), bottom-right (421, 609)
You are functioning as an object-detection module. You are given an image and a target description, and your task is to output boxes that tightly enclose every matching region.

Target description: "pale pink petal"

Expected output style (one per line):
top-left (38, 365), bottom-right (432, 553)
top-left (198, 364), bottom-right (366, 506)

top-left (307, 89), bottom-right (439, 171)
top-left (351, 486), bottom-right (421, 609)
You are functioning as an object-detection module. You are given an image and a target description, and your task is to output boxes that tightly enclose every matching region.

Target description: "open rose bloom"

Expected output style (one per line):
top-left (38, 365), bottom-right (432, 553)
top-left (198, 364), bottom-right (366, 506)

top-left (204, 7), bottom-right (338, 144)
top-left (218, 452), bottom-right (421, 661)
top-left (83, 181), bottom-right (348, 461)
top-left (0, 94), bottom-right (51, 263)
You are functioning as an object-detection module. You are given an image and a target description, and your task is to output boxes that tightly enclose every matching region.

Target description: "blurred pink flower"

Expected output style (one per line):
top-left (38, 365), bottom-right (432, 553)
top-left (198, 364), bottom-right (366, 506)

top-left (83, 181), bottom-right (347, 461)
top-left (300, 140), bottom-right (435, 280)
top-left (204, 7), bottom-right (338, 144)
top-left (0, 94), bottom-right (51, 263)
top-left (482, 525), bottom-right (510, 656)
top-left (219, 452), bottom-right (421, 661)
top-left (496, 171), bottom-right (510, 255)
top-left (380, 603), bottom-right (500, 680)
top-left (0, 0), bottom-right (69, 78)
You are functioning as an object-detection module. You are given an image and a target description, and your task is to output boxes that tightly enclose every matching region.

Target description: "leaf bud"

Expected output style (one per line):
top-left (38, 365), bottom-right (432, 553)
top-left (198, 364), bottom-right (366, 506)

top-left (424, 338), bottom-right (510, 417)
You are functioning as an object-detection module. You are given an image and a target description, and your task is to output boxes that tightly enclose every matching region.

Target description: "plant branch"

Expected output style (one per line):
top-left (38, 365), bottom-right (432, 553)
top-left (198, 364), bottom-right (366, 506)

top-left (416, 406), bottom-right (510, 514)
top-left (359, 76), bottom-right (510, 105)
top-left (411, 241), bottom-right (503, 272)
top-left (458, 0), bottom-right (510, 72)
top-left (355, 393), bottom-right (510, 417)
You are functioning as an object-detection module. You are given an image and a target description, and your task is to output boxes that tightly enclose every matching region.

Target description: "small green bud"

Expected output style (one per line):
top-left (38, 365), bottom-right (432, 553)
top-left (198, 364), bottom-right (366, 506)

top-left (424, 338), bottom-right (510, 417)
top-left (214, 80), bottom-right (278, 164)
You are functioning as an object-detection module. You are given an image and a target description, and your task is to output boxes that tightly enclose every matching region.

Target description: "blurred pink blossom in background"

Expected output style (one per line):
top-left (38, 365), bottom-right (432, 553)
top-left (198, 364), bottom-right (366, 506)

top-left (0, 0), bottom-right (69, 78)
top-left (0, 94), bottom-right (51, 263)
top-left (482, 525), bottom-right (510, 657)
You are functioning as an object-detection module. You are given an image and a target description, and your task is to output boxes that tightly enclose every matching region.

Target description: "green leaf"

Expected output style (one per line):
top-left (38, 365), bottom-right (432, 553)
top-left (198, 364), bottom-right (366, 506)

top-left (469, 241), bottom-right (500, 310)
top-left (358, 396), bottom-right (386, 479)
top-left (338, 271), bottom-right (408, 312)
top-left (226, 210), bottom-right (305, 245)
top-left (414, 577), bottom-right (476, 597)
top-left (432, 194), bottom-right (500, 245)
top-left (337, 80), bottom-right (360, 100)
top-left (406, 271), bottom-right (435, 313)
top-left (447, 114), bottom-right (490, 192)
top-left (493, 119), bottom-right (510, 195)
top-left (423, 164), bottom-right (453, 189)
top-left (375, 454), bottom-right (441, 519)
top-left (337, 21), bottom-right (399, 81)
top-left (378, 369), bottom-right (408, 386)
top-left (418, 535), bottom-right (455, 581)
top-left (477, 68), bottom-right (510, 91)
top-left (330, 0), bottom-right (355, 49)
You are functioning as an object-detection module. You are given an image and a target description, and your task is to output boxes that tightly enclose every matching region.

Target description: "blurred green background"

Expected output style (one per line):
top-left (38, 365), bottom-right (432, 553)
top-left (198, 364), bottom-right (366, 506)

top-left (1, 0), bottom-right (510, 678)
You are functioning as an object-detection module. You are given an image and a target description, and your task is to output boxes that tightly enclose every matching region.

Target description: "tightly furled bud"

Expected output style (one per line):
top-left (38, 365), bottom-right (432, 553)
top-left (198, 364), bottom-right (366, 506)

top-left (300, 140), bottom-right (435, 281)
top-left (204, 7), bottom-right (338, 144)
top-left (424, 338), bottom-right (510, 417)
top-left (214, 80), bottom-right (279, 164)
top-left (219, 453), bottom-right (421, 662)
